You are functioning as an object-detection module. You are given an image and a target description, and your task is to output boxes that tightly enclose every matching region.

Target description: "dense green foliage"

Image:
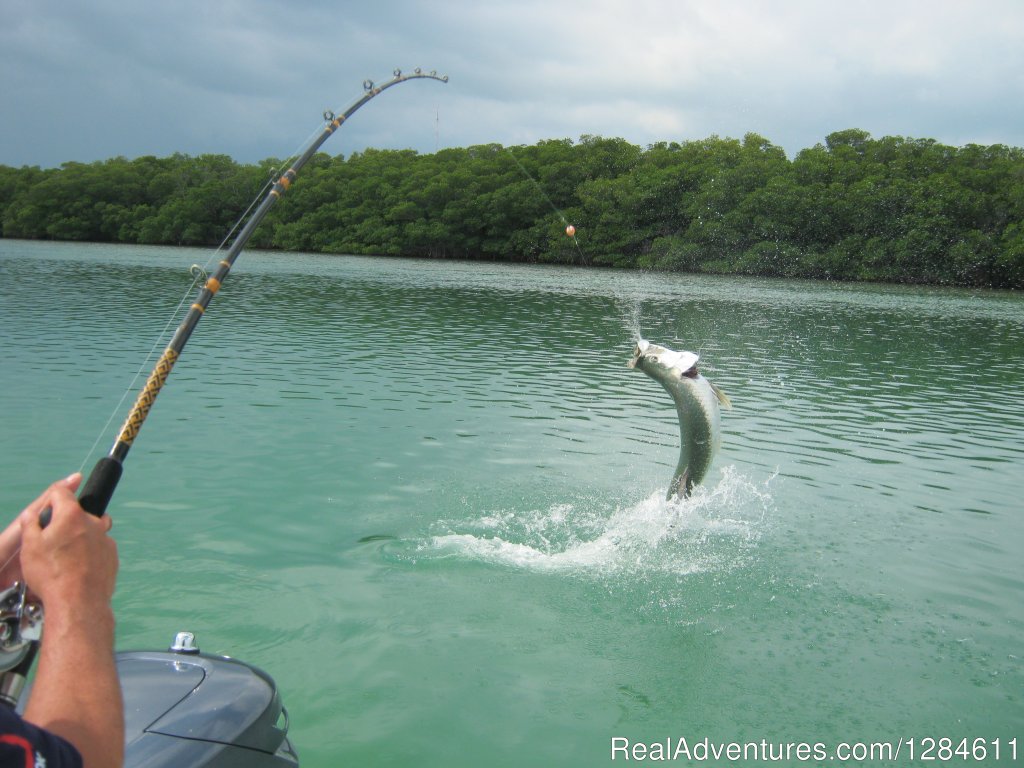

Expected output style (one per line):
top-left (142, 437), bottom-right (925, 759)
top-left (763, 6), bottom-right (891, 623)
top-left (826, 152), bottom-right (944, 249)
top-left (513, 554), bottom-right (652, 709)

top-left (3, 129), bottom-right (1023, 287)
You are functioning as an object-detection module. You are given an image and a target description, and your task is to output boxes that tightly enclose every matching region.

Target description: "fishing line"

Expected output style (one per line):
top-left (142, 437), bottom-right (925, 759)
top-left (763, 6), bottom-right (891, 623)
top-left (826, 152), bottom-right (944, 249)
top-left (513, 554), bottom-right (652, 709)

top-left (198, 158), bottom-right (297, 275)
top-left (13, 138), bottom-right (312, 643)
top-left (501, 145), bottom-right (658, 340)
top-left (80, 78), bottom-right (395, 475)
top-left (75, 73), bottom-right (447, 484)
top-left (2, 69), bottom-right (451, 713)
top-left (77, 68), bottom-right (448, 511)
top-left (506, 149), bottom-right (566, 225)
top-left (78, 162), bottom-right (290, 475)
top-left (77, 132), bottom-right (314, 475)
top-left (76, 265), bottom-right (210, 475)
top-left (504, 146), bottom-right (587, 263)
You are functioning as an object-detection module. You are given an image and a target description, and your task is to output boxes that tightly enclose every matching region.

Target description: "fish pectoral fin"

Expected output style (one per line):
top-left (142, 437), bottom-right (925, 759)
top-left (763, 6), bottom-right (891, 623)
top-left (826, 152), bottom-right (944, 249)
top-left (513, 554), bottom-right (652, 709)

top-left (709, 380), bottom-right (732, 409)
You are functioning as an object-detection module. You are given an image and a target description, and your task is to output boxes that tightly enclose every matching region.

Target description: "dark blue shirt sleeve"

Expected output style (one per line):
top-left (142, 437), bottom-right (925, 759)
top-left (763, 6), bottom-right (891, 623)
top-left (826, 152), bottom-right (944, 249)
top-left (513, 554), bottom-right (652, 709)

top-left (1, 705), bottom-right (83, 768)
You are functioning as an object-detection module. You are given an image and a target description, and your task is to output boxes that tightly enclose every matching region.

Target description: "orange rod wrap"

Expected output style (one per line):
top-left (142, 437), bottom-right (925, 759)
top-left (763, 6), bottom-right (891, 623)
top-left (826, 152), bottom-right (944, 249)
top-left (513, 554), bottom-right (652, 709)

top-left (116, 348), bottom-right (179, 446)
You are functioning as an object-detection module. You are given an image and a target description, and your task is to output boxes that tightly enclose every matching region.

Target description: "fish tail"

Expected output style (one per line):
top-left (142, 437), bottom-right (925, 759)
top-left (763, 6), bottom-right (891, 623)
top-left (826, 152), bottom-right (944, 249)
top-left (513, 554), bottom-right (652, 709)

top-left (667, 467), bottom-right (692, 500)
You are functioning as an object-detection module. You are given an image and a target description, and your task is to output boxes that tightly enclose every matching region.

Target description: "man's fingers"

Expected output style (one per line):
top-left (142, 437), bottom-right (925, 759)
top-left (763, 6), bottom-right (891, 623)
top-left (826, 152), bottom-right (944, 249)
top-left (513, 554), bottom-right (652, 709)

top-left (61, 472), bottom-right (83, 492)
top-left (19, 473), bottom-right (83, 523)
top-left (21, 479), bottom-right (101, 535)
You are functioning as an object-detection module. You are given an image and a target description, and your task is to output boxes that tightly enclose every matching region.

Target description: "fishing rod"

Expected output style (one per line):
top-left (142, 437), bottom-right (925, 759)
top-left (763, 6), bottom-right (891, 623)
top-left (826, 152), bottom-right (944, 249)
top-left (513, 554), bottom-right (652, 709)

top-left (0, 67), bottom-right (448, 708)
top-left (80, 67), bottom-right (447, 513)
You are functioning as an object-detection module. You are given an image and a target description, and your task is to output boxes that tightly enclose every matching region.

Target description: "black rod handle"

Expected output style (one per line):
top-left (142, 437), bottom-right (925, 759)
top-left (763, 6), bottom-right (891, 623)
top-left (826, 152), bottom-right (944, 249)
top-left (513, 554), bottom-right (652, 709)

top-left (77, 457), bottom-right (124, 517)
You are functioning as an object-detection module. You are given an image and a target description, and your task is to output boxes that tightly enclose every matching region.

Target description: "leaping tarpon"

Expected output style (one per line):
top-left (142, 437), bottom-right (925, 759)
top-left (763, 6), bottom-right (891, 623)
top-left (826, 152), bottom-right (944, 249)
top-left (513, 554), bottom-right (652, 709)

top-left (628, 339), bottom-right (731, 499)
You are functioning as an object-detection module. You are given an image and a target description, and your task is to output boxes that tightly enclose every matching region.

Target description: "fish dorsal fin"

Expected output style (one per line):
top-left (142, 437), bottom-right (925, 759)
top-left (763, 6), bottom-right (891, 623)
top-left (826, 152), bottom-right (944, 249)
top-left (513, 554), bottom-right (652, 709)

top-left (709, 380), bottom-right (732, 409)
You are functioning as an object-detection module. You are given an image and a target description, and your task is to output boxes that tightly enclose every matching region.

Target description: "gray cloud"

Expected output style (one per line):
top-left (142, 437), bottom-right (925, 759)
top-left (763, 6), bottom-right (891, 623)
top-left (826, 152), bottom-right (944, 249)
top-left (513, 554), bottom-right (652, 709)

top-left (2, 0), bottom-right (1022, 167)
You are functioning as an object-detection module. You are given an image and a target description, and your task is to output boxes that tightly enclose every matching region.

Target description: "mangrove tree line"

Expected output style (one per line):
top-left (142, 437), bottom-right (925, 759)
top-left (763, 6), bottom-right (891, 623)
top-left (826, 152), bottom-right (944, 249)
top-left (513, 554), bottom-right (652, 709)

top-left (2, 129), bottom-right (1022, 288)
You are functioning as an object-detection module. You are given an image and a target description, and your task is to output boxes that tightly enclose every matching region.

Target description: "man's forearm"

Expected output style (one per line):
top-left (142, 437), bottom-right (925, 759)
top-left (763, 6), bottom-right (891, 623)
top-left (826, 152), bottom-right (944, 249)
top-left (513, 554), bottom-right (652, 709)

top-left (24, 602), bottom-right (124, 768)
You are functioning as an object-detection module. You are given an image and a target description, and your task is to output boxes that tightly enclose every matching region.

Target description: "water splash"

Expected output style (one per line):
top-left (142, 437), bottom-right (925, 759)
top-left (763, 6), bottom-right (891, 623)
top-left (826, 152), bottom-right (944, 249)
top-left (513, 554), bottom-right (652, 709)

top-left (400, 466), bottom-right (772, 577)
top-left (606, 270), bottom-right (652, 345)
top-left (623, 296), bottom-right (644, 344)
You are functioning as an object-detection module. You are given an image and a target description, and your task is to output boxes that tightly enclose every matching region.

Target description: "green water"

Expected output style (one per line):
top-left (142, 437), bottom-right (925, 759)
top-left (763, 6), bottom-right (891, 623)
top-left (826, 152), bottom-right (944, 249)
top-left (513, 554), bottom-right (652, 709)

top-left (1, 239), bottom-right (1021, 766)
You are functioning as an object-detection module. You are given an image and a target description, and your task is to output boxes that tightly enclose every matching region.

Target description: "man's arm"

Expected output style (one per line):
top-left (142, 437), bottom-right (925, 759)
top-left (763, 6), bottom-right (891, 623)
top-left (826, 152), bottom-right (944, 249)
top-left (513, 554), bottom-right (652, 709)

top-left (18, 474), bottom-right (124, 768)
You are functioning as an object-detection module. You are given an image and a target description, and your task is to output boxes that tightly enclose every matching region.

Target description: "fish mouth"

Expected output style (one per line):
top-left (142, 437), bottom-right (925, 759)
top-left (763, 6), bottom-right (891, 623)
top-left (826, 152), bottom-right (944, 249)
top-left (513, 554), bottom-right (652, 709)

top-left (627, 338), bottom-right (650, 369)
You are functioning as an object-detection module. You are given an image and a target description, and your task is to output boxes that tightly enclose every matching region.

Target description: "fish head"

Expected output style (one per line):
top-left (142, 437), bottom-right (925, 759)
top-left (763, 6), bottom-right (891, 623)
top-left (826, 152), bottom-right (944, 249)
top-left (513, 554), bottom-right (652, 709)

top-left (628, 338), bottom-right (699, 380)
top-left (626, 338), bottom-right (651, 368)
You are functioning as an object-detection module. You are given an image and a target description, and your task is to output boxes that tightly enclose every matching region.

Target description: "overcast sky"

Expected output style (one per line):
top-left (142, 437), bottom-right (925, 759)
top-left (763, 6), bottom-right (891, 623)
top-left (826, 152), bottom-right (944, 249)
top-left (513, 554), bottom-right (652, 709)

top-left (3, 0), bottom-right (1023, 168)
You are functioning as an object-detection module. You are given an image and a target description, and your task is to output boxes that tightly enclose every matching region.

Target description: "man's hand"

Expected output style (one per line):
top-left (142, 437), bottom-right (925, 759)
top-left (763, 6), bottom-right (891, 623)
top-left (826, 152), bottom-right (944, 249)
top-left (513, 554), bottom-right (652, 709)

top-left (16, 474), bottom-right (124, 768)
top-left (18, 473), bottom-right (118, 616)
top-left (0, 473), bottom-right (82, 587)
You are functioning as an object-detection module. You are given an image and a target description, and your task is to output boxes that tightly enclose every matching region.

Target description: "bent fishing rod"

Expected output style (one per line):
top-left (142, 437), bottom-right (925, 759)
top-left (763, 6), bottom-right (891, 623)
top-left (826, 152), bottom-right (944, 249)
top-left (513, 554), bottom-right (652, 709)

top-left (0, 68), bottom-right (448, 708)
